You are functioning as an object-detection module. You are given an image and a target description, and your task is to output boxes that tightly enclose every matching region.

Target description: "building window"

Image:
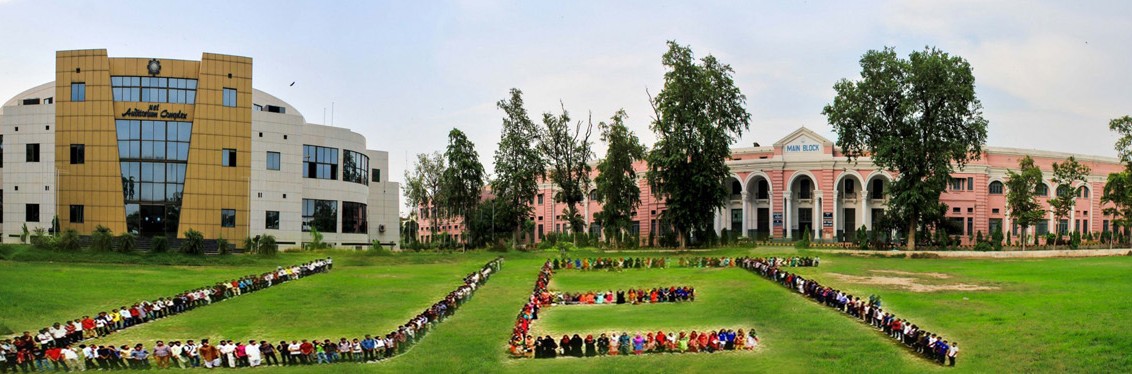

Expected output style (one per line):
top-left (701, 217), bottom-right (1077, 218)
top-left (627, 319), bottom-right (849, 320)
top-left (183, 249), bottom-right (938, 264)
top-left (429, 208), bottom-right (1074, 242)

top-left (1036, 221), bottom-right (1049, 235)
top-left (221, 209), bottom-right (236, 227)
top-left (537, 194), bottom-right (544, 205)
top-left (302, 199), bottom-right (337, 232)
top-left (1056, 185), bottom-right (1071, 198)
top-left (222, 149), bottom-right (236, 167)
top-left (950, 177), bottom-right (965, 191)
top-left (70, 144), bottom-right (85, 164)
top-left (967, 217), bottom-right (974, 236)
top-left (266, 151), bottom-right (281, 171)
top-left (26, 144), bottom-right (40, 162)
top-left (870, 179), bottom-right (884, 199)
top-left (989, 218), bottom-right (1003, 234)
top-left (342, 150), bottom-right (369, 185)
top-left (71, 82), bottom-right (86, 102)
top-left (1104, 220), bottom-right (1110, 233)
top-left (26, 204), bottom-right (39, 222)
top-left (989, 181), bottom-right (1004, 194)
top-left (799, 179), bottom-right (812, 199)
top-left (302, 145), bottom-right (338, 180)
top-left (266, 105), bottom-right (285, 113)
top-left (371, 168), bottom-right (381, 183)
top-left (111, 76), bottom-right (197, 104)
top-left (844, 179), bottom-right (854, 194)
top-left (967, 177), bottom-right (974, 191)
top-left (265, 210), bottom-right (280, 230)
top-left (1079, 186), bottom-right (1090, 198)
top-left (1035, 183), bottom-right (1048, 196)
top-left (222, 88), bottom-right (237, 107)
top-left (69, 205), bottom-right (84, 223)
top-left (342, 202), bottom-right (368, 234)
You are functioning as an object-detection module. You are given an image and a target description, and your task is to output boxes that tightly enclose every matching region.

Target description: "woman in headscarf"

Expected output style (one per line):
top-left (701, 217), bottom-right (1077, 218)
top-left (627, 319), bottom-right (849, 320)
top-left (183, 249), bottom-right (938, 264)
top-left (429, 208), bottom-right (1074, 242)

top-left (559, 335), bottom-right (571, 357)
top-left (616, 290), bottom-right (625, 304)
top-left (746, 329), bottom-right (759, 349)
top-left (608, 332), bottom-right (619, 356)
top-left (583, 335), bottom-right (595, 357)
top-left (569, 335), bottom-right (583, 358)
top-left (735, 329), bottom-right (746, 350)
top-left (543, 336), bottom-right (557, 358)
top-left (618, 333), bottom-right (631, 356)
top-left (596, 334), bottom-right (609, 356)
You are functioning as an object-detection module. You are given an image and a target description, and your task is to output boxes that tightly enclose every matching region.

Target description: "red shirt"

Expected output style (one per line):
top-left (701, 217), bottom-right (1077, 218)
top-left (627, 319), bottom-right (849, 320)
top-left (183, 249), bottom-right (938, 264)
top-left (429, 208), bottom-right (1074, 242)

top-left (46, 348), bottom-right (62, 361)
top-left (299, 342), bottom-right (313, 355)
top-left (82, 318), bottom-right (95, 330)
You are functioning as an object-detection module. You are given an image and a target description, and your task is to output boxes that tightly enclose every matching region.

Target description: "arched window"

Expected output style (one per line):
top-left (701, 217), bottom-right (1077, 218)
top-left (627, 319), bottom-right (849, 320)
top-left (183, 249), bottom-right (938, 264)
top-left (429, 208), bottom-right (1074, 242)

top-left (1078, 186), bottom-right (1090, 198)
top-left (989, 181), bottom-right (1004, 195)
top-left (757, 180), bottom-right (769, 199)
top-left (1035, 183), bottom-right (1049, 196)
top-left (1056, 185), bottom-right (1071, 198)
top-left (870, 179), bottom-right (884, 199)
top-left (799, 178), bottom-right (812, 199)
top-left (731, 180), bottom-right (742, 196)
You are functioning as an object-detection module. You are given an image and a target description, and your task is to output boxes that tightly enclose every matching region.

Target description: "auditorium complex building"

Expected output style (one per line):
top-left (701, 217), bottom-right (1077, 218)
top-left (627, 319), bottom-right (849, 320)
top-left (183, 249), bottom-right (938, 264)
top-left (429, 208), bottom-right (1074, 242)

top-left (0, 49), bottom-right (400, 247)
top-left (418, 129), bottom-right (1124, 246)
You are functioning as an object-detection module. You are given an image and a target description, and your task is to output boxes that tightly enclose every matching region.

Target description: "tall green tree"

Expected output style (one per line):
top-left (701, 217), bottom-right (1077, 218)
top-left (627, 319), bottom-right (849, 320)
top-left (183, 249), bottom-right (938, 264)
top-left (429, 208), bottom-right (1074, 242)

top-left (1104, 115), bottom-right (1132, 249)
top-left (1006, 156), bottom-right (1046, 250)
top-left (441, 128), bottom-right (486, 248)
top-left (646, 41), bottom-right (751, 248)
top-left (1048, 156), bottom-right (1090, 249)
top-left (1110, 115), bottom-right (1132, 164)
top-left (1102, 168), bottom-right (1132, 249)
top-left (536, 104), bottom-right (594, 239)
top-left (493, 88), bottom-right (546, 248)
top-left (403, 152), bottom-right (447, 242)
top-left (823, 47), bottom-right (989, 250)
top-left (594, 109), bottom-right (646, 248)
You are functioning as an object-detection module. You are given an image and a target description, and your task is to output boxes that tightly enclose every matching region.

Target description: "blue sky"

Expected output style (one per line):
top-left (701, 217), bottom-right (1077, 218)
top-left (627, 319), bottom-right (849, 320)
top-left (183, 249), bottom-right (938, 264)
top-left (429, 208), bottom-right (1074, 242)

top-left (1, 0), bottom-right (1129, 195)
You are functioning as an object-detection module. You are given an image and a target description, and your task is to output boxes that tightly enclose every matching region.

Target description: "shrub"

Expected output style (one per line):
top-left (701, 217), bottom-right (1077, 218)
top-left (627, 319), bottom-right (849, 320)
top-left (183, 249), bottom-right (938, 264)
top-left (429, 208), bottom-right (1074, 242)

top-left (974, 241), bottom-right (993, 251)
top-left (855, 226), bottom-right (869, 250)
top-left (152, 236), bottom-right (169, 253)
top-left (992, 229), bottom-right (1004, 251)
top-left (910, 252), bottom-right (942, 259)
top-left (91, 225), bottom-right (114, 252)
top-left (216, 236), bottom-right (231, 255)
top-left (117, 232), bottom-right (137, 253)
top-left (30, 228), bottom-right (52, 250)
top-left (720, 229), bottom-right (730, 245)
top-left (258, 235), bottom-right (278, 256)
top-left (57, 229), bottom-right (82, 252)
top-left (0, 244), bottom-right (16, 260)
top-left (20, 224), bottom-right (29, 244)
top-left (794, 231), bottom-right (811, 249)
top-left (243, 236), bottom-right (256, 254)
top-left (308, 227), bottom-right (328, 250)
top-left (181, 229), bottom-right (205, 256)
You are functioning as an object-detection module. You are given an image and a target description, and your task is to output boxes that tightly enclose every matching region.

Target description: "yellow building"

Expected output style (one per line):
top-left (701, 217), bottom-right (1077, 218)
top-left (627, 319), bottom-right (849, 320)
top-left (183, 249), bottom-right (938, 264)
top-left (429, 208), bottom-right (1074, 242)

top-left (0, 49), bottom-right (400, 249)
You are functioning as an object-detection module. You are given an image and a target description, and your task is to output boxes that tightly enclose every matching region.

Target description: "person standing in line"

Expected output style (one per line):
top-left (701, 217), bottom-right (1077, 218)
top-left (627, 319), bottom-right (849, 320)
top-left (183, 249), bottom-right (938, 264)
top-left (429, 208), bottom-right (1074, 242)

top-left (153, 340), bottom-right (171, 369)
top-left (198, 340), bottom-right (220, 369)
top-left (185, 340), bottom-right (200, 368)
top-left (170, 341), bottom-right (187, 369)
top-left (246, 340), bottom-right (261, 367)
top-left (259, 341), bottom-right (278, 366)
top-left (948, 342), bottom-right (959, 367)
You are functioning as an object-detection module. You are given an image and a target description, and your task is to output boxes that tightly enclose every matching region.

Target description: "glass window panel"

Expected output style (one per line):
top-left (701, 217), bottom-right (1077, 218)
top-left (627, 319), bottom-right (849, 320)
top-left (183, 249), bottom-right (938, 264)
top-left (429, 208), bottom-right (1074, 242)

top-left (142, 77), bottom-right (151, 86)
top-left (142, 121), bottom-right (154, 140)
top-left (176, 143), bottom-right (189, 161)
top-left (140, 88), bottom-right (150, 102)
top-left (154, 121), bottom-right (166, 140)
top-left (159, 78), bottom-right (168, 88)
top-left (179, 123), bottom-right (192, 141)
top-left (112, 77), bottom-right (122, 86)
top-left (129, 121), bottom-right (141, 139)
top-left (186, 91), bottom-right (195, 104)
top-left (187, 79), bottom-right (197, 89)
top-left (128, 142), bottom-right (140, 158)
top-left (119, 143), bottom-right (130, 159)
top-left (113, 87), bottom-right (122, 101)
top-left (141, 163), bottom-right (154, 181)
top-left (116, 120), bottom-right (130, 140)
top-left (141, 141), bottom-right (154, 159)
top-left (166, 184), bottom-right (178, 202)
top-left (166, 143), bottom-right (177, 160)
top-left (131, 77), bottom-right (140, 86)
top-left (140, 183), bottom-right (154, 201)
top-left (158, 89), bottom-right (167, 103)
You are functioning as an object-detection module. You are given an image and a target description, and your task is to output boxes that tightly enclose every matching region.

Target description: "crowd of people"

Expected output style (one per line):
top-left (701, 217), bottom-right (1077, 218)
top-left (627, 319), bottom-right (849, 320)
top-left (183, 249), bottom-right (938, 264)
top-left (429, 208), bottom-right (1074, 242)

top-left (1, 257), bottom-right (502, 372)
top-left (549, 286), bottom-right (695, 305)
top-left (738, 257), bottom-right (959, 366)
top-left (553, 256), bottom-right (819, 271)
top-left (511, 259), bottom-right (754, 358)
top-left (525, 329), bottom-right (759, 358)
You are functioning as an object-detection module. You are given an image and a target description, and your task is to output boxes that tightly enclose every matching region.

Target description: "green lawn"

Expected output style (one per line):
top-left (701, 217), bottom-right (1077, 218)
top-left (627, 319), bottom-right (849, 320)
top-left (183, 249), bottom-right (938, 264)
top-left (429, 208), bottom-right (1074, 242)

top-left (2, 247), bottom-right (1131, 373)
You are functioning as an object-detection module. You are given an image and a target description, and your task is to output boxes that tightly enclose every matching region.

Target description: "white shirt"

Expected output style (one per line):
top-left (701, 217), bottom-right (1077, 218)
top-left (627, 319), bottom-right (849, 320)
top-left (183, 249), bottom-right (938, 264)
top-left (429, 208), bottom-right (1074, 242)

top-left (50, 327), bottom-right (67, 339)
top-left (245, 344), bottom-right (260, 358)
top-left (62, 348), bottom-right (79, 360)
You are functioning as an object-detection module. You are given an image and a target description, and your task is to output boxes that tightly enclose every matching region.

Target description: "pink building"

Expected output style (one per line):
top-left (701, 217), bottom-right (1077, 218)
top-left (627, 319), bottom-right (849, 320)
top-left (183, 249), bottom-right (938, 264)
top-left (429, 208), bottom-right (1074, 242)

top-left (417, 127), bottom-right (1124, 245)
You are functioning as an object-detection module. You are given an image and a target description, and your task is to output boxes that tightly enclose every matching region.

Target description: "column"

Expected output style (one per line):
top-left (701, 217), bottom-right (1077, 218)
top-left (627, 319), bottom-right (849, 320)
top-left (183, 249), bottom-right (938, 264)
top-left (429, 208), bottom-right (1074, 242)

top-left (784, 192), bottom-right (792, 239)
top-left (860, 193), bottom-right (869, 230)
top-left (814, 191), bottom-right (823, 240)
top-left (741, 191), bottom-right (750, 237)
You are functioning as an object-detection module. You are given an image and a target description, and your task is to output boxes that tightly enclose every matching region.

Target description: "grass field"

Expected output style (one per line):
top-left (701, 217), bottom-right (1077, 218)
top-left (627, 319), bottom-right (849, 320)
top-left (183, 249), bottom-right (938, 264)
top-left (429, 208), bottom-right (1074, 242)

top-left (2, 247), bottom-right (1130, 373)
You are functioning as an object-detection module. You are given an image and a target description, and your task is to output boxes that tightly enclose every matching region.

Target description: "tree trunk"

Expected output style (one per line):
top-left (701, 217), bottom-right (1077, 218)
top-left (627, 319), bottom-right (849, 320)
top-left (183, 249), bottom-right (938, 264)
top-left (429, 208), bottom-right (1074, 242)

top-left (905, 219), bottom-right (917, 251)
top-left (1020, 227), bottom-right (1026, 251)
top-left (677, 230), bottom-right (687, 249)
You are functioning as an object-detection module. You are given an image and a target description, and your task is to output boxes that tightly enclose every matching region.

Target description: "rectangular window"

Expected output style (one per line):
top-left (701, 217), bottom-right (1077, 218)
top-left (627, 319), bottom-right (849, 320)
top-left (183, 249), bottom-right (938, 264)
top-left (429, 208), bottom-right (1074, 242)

top-left (221, 209), bottom-right (236, 227)
top-left (967, 177), bottom-right (974, 191)
top-left (844, 179), bottom-right (854, 194)
top-left (111, 76), bottom-right (197, 104)
top-left (989, 218), bottom-right (1003, 234)
top-left (266, 151), bottom-right (281, 171)
top-left (950, 178), bottom-right (965, 191)
top-left (26, 204), bottom-right (39, 222)
top-left (266, 105), bottom-right (285, 113)
top-left (265, 210), bottom-right (280, 230)
top-left (71, 82), bottom-right (86, 102)
top-left (302, 145), bottom-right (339, 180)
top-left (222, 148), bottom-right (236, 167)
top-left (302, 198), bottom-right (337, 232)
top-left (537, 194), bottom-right (544, 205)
top-left (371, 168), bottom-right (381, 183)
top-left (342, 202), bottom-right (368, 234)
top-left (989, 182), bottom-right (1004, 194)
top-left (222, 88), bottom-right (237, 107)
top-left (1104, 220), bottom-right (1110, 233)
top-left (1037, 221), bottom-right (1049, 235)
top-left (70, 144), bottom-right (85, 164)
top-left (26, 144), bottom-right (40, 162)
top-left (69, 205), bottom-right (84, 223)
top-left (967, 217), bottom-right (974, 236)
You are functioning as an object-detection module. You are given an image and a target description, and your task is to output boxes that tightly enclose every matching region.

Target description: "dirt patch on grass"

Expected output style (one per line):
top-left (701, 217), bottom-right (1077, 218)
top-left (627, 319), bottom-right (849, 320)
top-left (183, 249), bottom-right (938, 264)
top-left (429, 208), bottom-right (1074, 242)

top-left (828, 273), bottom-right (998, 293)
top-left (869, 270), bottom-right (952, 279)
